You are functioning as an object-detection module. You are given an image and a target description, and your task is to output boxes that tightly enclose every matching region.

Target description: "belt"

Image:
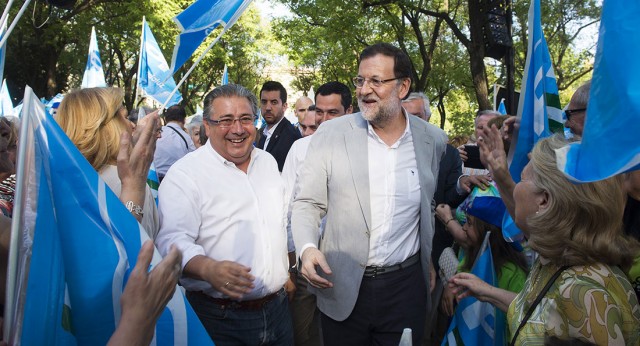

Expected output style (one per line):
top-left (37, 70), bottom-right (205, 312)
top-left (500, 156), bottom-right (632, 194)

top-left (363, 253), bottom-right (420, 278)
top-left (190, 288), bottom-right (283, 310)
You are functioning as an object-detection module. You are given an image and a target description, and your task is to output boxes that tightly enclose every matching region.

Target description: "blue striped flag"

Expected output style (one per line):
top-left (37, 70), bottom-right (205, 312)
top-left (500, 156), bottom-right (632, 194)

top-left (555, 0), bottom-right (640, 182)
top-left (0, 79), bottom-right (13, 116)
top-left (170, 0), bottom-right (253, 73)
top-left (502, 0), bottom-right (562, 243)
top-left (9, 86), bottom-right (212, 345)
top-left (139, 20), bottom-right (183, 106)
top-left (221, 64), bottom-right (229, 85)
top-left (442, 233), bottom-right (503, 346)
top-left (81, 27), bottom-right (107, 88)
top-left (0, 22), bottom-right (6, 84)
top-left (497, 99), bottom-right (507, 115)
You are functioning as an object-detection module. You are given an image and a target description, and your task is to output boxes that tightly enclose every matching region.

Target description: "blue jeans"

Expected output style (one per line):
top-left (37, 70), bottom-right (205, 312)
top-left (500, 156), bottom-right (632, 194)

top-left (187, 289), bottom-right (294, 346)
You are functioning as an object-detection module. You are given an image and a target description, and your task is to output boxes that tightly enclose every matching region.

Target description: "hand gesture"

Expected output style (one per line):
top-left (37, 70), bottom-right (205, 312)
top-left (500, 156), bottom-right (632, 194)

top-left (300, 248), bottom-right (333, 289)
top-left (435, 203), bottom-right (453, 223)
top-left (205, 260), bottom-right (256, 300)
top-left (458, 174), bottom-right (491, 194)
top-left (478, 125), bottom-right (511, 183)
top-left (457, 145), bottom-right (468, 162)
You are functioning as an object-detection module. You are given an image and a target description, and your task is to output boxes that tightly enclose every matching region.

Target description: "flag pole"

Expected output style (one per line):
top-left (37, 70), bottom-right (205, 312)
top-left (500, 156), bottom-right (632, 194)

top-left (0, 0), bottom-right (33, 50)
top-left (158, 27), bottom-right (229, 111)
top-left (3, 86), bottom-right (34, 343)
top-left (133, 16), bottom-right (145, 109)
top-left (0, 0), bottom-right (15, 30)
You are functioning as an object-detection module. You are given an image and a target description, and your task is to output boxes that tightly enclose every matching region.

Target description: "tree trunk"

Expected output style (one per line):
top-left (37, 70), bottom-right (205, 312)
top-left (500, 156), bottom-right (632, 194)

top-left (467, 0), bottom-right (492, 111)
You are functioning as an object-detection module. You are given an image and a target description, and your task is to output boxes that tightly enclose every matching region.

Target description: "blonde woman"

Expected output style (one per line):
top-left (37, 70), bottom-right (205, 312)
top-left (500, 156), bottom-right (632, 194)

top-left (56, 88), bottom-right (160, 239)
top-left (449, 134), bottom-right (640, 345)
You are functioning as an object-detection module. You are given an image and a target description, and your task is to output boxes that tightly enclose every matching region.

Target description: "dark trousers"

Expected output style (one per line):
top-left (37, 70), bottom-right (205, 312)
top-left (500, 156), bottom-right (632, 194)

top-left (290, 272), bottom-right (323, 346)
top-left (187, 289), bottom-right (294, 346)
top-left (320, 262), bottom-right (427, 346)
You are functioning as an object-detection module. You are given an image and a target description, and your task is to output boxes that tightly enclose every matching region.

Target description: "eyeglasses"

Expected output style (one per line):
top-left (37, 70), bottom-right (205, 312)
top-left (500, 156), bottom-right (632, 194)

top-left (206, 115), bottom-right (256, 128)
top-left (352, 76), bottom-right (404, 88)
top-left (564, 108), bottom-right (586, 119)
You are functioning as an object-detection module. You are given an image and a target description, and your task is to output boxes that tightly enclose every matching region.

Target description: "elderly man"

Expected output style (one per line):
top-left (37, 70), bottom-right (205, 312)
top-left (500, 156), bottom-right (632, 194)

top-left (564, 80), bottom-right (590, 137)
top-left (292, 43), bottom-right (447, 345)
top-left (155, 84), bottom-right (293, 344)
top-left (294, 96), bottom-right (314, 134)
top-left (257, 81), bottom-right (302, 171)
top-left (402, 92), bottom-right (431, 121)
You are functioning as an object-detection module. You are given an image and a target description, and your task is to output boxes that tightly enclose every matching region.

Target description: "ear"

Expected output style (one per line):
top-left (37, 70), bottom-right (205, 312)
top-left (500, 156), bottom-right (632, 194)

top-left (398, 78), bottom-right (411, 100)
top-left (537, 190), bottom-right (550, 212)
top-left (283, 102), bottom-right (288, 112)
top-left (346, 105), bottom-right (353, 114)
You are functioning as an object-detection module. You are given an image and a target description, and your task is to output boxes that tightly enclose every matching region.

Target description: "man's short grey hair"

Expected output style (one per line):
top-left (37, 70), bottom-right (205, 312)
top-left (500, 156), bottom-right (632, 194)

top-left (203, 84), bottom-right (259, 120)
top-left (404, 92), bottom-right (431, 117)
top-left (475, 109), bottom-right (500, 125)
top-left (571, 80), bottom-right (591, 109)
top-left (186, 115), bottom-right (203, 134)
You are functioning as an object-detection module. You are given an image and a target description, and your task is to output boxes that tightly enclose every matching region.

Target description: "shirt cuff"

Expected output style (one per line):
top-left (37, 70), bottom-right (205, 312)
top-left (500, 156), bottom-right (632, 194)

top-left (456, 174), bottom-right (469, 195)
top-left (299, 243), bottom-right (318, 260)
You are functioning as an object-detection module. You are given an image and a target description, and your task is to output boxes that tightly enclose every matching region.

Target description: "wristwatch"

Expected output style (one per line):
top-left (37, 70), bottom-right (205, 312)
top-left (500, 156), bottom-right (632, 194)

top-left (125, 201), bottom-right (144, 217)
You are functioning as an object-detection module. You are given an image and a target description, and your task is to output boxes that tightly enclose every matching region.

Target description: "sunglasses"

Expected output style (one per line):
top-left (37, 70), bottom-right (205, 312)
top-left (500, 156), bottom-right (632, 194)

top-left (564, 108), bottom-right (586, 119)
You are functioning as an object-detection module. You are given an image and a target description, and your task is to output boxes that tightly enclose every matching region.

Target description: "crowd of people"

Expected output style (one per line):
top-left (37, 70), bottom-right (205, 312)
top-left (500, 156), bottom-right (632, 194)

top-left (0, 42), bottom-right (639, 346)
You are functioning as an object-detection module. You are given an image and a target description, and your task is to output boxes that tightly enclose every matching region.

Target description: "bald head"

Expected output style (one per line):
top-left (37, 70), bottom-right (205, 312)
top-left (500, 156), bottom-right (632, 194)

top-left (294, 96), bottom-right (314, 123)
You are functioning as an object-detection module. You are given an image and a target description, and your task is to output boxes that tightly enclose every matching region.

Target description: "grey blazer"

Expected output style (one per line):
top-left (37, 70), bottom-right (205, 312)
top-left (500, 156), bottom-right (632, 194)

top-left (291, 112), bottom-right (447, 321)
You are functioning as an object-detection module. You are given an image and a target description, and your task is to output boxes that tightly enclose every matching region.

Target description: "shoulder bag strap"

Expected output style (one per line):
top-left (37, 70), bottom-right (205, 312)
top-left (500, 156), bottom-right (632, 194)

top-left (166, 124), bottom-right (189, 149)
top-left (509, 265), bottom-right (570, 346)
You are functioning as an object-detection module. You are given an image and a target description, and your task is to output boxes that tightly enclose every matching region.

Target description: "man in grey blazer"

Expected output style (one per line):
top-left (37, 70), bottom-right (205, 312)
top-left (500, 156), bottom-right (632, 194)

top-left (292, 43), bottom-right (447, 345)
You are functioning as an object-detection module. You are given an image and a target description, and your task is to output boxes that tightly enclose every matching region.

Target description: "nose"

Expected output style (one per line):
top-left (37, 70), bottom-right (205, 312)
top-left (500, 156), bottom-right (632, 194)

top-left (230, 118), bottom-right (245, 133)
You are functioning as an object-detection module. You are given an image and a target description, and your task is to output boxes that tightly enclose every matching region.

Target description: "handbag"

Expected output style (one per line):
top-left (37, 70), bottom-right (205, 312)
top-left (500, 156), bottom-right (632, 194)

top-left (438, 247), bottom-right (459, 283)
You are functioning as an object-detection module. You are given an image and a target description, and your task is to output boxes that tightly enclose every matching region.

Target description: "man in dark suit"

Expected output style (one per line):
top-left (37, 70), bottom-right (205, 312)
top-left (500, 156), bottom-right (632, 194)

top-left (257, 81), bottom-right (302, 171)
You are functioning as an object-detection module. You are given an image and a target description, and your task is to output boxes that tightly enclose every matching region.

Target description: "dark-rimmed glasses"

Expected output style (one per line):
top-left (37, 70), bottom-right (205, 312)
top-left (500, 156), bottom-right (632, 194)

top-left (352, 76), bottom-right (404, 88)
top-left (564, 108), bottom-right (586, 119)
top-left (206, 115), bottom-right (256, 128)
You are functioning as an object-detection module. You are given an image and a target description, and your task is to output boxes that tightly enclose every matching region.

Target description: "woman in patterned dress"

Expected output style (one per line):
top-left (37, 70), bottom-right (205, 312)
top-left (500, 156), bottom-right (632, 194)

top-left (448, 135), bottom-right (640, 345)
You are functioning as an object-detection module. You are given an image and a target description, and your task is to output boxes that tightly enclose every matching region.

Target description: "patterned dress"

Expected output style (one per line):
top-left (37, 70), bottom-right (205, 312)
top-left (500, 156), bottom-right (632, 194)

top-left (507, 259), bottom-right (640, 345)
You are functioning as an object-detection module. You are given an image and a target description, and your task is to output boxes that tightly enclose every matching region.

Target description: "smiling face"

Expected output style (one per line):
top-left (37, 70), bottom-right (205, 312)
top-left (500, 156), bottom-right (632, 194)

top-left (356, 54), bottom-right (409, 125)
top-left (513, 163), bottom-right (546, 236)
top-left (204, 96), bottom-right (257, 172)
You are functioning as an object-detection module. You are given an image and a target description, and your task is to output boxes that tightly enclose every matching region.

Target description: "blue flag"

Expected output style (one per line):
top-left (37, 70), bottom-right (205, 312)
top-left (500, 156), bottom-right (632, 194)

top-left (555, 0), bottom-right (640, 182)
top-left (11, 86), bottom-right (212, 345)
top-left (81, 27), bottom-right (107, 88)
top-left (221, 64), bottom-right (229, 85)
top-left (0, 22), bottom-right (6, 84)
top-left (442, 233), bottom-right (503, 345)
top-left (170, 0), bottom-right (253, 73)
top-left (497, 99), bottom-right (507, 115)
top-left (0, 79), bottom-right (13, 116)
top-left (502, 0), bottom-right (562, 243)
top-left (140, 20), bottom-right (183, 106)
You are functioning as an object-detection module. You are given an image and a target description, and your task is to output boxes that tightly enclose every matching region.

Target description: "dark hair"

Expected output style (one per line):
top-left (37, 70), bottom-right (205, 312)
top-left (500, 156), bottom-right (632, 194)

top-left (203, 84), bottom-right (259, 121)
top-left (164, 105), bottom-right (187, 123)
top-left (316, 81), bottom-right (352, 111)
top-left (259, 81), bottom-right (287, 104)
top-left (307, 104), bottom-right (316, 111)
top-left (360, 43), bottom-right (412, 84)
top-left (198, 123), bottom-right (208, 145)
top-left (462, 216), bottom-right (529, 278)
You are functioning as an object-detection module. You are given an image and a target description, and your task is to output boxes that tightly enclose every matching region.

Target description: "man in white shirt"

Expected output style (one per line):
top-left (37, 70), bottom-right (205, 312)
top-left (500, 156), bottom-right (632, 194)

top-left (292, 43), bottom-right (447, 345)
top-left (282, 81), bottom-right (353, 346)
top-left (155, 84), bottom-right (293, 344)
top-left (153, 105), bottom-right (195, 181)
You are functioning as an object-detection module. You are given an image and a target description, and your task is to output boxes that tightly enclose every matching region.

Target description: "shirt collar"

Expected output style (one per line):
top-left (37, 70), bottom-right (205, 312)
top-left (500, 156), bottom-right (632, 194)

top-left (366, 108), bottom-right (413, 148)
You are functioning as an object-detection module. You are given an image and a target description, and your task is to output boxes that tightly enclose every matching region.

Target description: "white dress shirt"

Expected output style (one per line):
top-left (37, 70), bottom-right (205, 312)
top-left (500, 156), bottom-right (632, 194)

top-left (262, 117), bottom-right (285, 149)
top-left (155, 143), bottom-right (289, 300)
top-left (153, 122), bottom-right (196, 177)
top-left (366, 113), bottom-right (421, 266)
top-left (281, 135), bottom-right (313, 253)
